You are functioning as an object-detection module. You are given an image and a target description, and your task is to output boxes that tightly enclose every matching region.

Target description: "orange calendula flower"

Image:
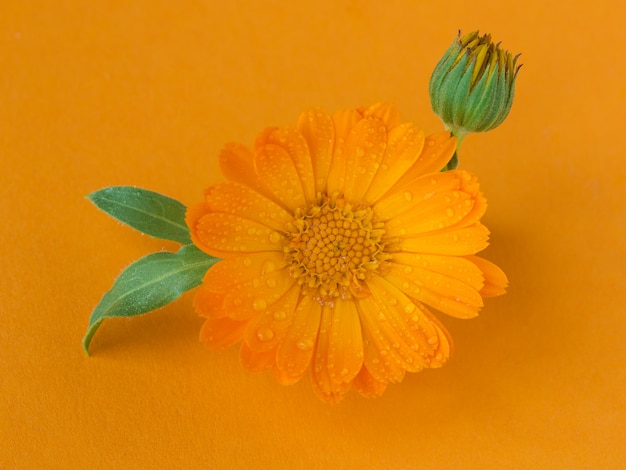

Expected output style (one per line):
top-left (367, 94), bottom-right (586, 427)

top-left (186, 103), bottom-right (507, 403)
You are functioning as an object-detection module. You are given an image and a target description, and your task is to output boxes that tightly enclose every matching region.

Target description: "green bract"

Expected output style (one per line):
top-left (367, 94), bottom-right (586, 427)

top-left (429, 31), bottom-right (521, 138)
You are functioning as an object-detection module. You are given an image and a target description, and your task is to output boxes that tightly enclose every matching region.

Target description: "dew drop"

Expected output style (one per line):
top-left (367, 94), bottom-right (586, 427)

top-left (340, 368), bottom-right (349, 377)
top-left (452, 234), bottom-right (460, 242)
top-left (253, 298), bottom-right (268, 311)
top-left (427, 337), bottom-right (438, 345)
top-left (403, 191), bottom-right (413, 202)
top-left (426, 139), bottom-right (435, 147)
top-left (403, 266), bottom-right (413, 274)
top-left (273, 310), bottom-right (286, 320)
top-left (256, 327), bottom-right (274, 342)
top-left (242, 258), bottom-right (252, 267)
top-left (446, 207), bottom-right (455, 218)
top-left (266, 278), bottom-right (277, 288)
top-left (233, 298), bottom-right (243, 307)
top-left (262, 261), bottom-right (276, 274)
top-left (296, 338), bottom-right (313, 351)
top-left (269, 232), bottom-right (281, 243)
top-left (404, 303), bottom-right (416, 314)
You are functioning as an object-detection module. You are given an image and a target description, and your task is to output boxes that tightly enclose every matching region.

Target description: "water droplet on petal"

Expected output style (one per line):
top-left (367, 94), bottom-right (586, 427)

top-left (404, 303), bottom-right (416, 314)
top-left (296, 338), bottom-right (314, 351)
top-left (403, 191), bottom-right (413, 201)
top-left (266, 278), bottom-right (277, 288)
top-left (243, 258), bottom-right (252, 267)
top-left (253, 298), bottom-right (268, 311)
top-left (446, 207), bottom-right (455, 217)
top-left (256, 327), bottom-right (274, 342)
top-left (273, 310), bottom-right (286, 320)
top-left (262, 261), bottom-right (276, 273)
top-left (269, 232), bottom-right (281, 243)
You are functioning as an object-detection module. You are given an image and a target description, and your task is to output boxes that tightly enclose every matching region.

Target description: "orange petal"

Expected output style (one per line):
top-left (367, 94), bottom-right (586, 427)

top-left (240, 342), bottom-right (276, 372)
top-left (310, 301), bottom-right (363, 401)
top-left (352, 365), bottom-right (388, 398)
top-left (369, 276), bottom-right (453, 368)
top-left (342, 116), bottom-right (388, 202)
top-left (192, 212), bottom-right (284, 258)
top-left (204, 182), bottom-right (292, 232)
top-left (260, 126), bottom-right (316, 203)
top-left (326, 108), bottom-right (362, 195)
top-left (218, 143), bottom-right (268, 196)
top-left (275, 294), bottom-right (321, 383)
top-left (391, 223), bottom-right (490, 256)
top-left (297, 108), bottom-right (335, 194)
top-left (362, 103), bottom-right (400, 131)
top-left (309, 304), bottom-right (353, 404)
top-left (193, 287), bottom-right (227, 319)
top-left (199, 252), bottom-right (287, 294)
top-left (199, 317), bottom-right (247, 350)
top-left (243, 283), bottom-right (300, 352)
top-left (357, 275), bottom-right (449, 382)
top-left (365, 123), bottom-right (425, 203)
top-left (387, 131), bottom-right (457, 192)
top-left (466, 255), bottom-right (509, 297)
top-left (221, 266), bottom-right (296, 321)
top-left (376, 170), bottom-right (486, 236)
top-left (254, 139), bottom-right (308, 211)
top-left (385, 261), bottom-right (484, 319)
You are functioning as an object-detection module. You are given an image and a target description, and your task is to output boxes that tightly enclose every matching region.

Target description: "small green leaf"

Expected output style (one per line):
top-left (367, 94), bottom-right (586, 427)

top-left (87, 186), bottom-right (192, 244)
top-left (83, 244), bottom-right (219, 355)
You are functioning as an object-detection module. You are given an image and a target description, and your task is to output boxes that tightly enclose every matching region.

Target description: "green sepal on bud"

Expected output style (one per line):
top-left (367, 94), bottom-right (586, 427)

top-left (430, 31), bottom-right (522, 139)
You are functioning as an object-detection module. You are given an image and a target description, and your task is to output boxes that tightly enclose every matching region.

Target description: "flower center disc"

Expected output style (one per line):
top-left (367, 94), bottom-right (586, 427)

top-left (285, 195), bottom-right (386, 305)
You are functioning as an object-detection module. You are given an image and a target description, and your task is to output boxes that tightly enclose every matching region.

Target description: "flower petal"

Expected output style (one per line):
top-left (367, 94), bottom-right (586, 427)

top-left (254, 140), bottom-right (307, 211)
top-left (310, 301), bottom-right (363, 402)
top-left (387, 131), bottom-right (457, 192)
top-left (352, 366), bottom-right (388, 398)
top-left (275, 294), bottom-right (321, 383)
top-left (199, 317), bottom-right (247, 350)
top-left (191, 212), bottom-right (284, 257)
top-left (259, 126), bottom-right (316, 203)
top-left (391, 223), bottom-right (490, 256)
top-left (297, 108), bottom-right (335, 194)
top-left (385, 260), bottom-right (484, 319)
top-left (342, 116), bottom-right (388, 202)
top-left (356, 275), bottom-right (449, 383)
top-left (326, 109), bottom-right (363, 195)
top-left (466, 255), bottom-right (508, 297)
top-left (204, 182), bottom-right (292, 232)
top-left (364, 123), bottom-right (425, 203)
top-left (376, 170), bottom-right (486, 236)
top-left (240, 342), bottom-right (276, 372)
top-left (218, 143), bottom-right (266, 194)
top-left (362, 103), bottom-right (400, 131)
top-left (244, 283), bottom-right (300, 352)
top-left (390, 252), bottom-right (484, 290)
top-left (194, 252), bottom-right (294, 321)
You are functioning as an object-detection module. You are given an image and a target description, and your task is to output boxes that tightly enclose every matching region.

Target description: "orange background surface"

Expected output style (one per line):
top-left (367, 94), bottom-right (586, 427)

top-left (2, 1), bottom-right (625, 468)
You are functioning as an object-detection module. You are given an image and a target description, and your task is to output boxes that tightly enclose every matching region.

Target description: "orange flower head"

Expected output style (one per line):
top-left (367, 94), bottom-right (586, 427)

top-left (187, 103), bottom-right (507, 403)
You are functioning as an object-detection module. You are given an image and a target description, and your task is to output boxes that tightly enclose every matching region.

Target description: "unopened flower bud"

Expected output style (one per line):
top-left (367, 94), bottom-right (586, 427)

top-left (429, 31), bottom-right (521, 139)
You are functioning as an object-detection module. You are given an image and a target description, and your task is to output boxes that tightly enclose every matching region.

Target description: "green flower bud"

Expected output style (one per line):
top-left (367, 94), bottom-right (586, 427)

top-left (429, 31), bottom-right (522, 139)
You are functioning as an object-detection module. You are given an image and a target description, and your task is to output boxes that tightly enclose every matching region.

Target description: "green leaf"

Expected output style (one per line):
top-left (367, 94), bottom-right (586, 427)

top-left (83, 244), bottom-right (219, 355)
top-left (87, 186), bottom-right (192, 244)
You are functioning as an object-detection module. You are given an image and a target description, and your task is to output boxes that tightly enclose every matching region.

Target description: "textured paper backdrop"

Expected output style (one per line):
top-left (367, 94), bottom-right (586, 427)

top-left (2, 1), bottom-right (625, 468)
